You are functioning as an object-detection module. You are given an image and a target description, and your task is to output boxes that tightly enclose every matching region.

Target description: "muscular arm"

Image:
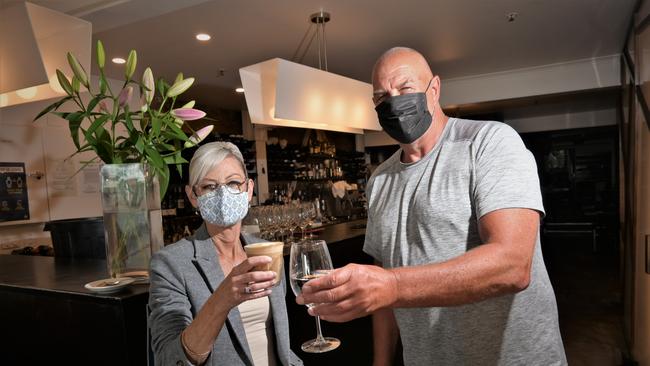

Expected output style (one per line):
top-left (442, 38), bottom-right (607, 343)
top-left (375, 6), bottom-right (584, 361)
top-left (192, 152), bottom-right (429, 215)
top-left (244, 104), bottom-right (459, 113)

top-left (298, 208), bottom-right (540, 321)
top-left (393, 208), bottom-right (538, 307)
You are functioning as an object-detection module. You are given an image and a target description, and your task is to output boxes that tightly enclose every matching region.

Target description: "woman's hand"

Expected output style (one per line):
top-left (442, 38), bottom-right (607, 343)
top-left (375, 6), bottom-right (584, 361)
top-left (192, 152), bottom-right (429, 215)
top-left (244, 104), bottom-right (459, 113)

top-left (215, 256), bottom-right (276, 309)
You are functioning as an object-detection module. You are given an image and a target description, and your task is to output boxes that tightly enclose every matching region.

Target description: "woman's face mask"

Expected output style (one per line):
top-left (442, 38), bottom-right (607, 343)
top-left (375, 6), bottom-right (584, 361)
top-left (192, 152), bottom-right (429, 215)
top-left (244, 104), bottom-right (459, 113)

top-left (196, 185), bottom-right (249, 227)
top-left (374, 78), bottom-right (433, 144)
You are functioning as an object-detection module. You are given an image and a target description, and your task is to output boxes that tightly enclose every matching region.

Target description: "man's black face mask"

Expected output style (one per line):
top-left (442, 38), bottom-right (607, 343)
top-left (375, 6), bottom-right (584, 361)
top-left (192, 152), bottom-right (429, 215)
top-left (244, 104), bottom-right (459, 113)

top-left (374, 78), bottom-right (433, 144)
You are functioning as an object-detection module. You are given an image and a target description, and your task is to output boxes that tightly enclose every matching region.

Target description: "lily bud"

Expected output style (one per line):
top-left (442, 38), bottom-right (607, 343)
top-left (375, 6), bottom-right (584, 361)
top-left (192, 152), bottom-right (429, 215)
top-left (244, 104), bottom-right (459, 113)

top-left (174, 73), bottom-right (183, 84)
top-left (171, 108), bottom-right (206, 121)
top-left (181, 100), bottom-right (195, 109)
top-left (184, 125), bottom-right (213, 148)
top-left (96, 40), bottom-right (106, 69)
top-left (174, 118), bottom-right (184, 127)
top-left (142, 67), bottom-right (154, 104)
top-left (166, 77), bottom-right (194, 98)
top-left (67, 52), bottom-right (89, 87)
top-left (118, 86), bottom-right (134, 107)
top-left (125, 50), bottom-right (137, 80)
top-left (56, 70), bottom-right (73, 96)
top-left (71, 76), bottom-right (80, 93)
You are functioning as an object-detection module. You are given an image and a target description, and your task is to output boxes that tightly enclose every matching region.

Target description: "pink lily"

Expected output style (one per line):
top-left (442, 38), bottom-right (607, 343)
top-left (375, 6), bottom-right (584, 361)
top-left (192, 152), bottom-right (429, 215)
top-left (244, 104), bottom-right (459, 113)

top-left (171, 108), bottom-right (206, 121)
top-left (185, 125), bottom-right (213, 148)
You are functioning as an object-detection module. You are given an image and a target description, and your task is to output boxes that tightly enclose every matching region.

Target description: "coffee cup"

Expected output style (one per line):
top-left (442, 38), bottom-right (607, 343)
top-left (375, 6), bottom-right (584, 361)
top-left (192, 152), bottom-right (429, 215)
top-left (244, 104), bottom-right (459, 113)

top-left (244, 241), bottom-right (284, 286)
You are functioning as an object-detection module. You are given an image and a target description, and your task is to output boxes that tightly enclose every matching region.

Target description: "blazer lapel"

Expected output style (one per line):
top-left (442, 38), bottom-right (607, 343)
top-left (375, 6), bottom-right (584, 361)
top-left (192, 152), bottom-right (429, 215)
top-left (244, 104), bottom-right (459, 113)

top-left (268, 274), bottom-right (291, 366)
top-left (191, 225), bottom-right (254, 366)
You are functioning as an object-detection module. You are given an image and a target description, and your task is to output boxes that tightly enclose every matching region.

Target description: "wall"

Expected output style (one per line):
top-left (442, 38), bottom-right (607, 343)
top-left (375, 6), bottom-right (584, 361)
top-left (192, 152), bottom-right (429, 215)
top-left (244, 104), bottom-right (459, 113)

top-left (0, 76), bottom-right (127, 249)
top-left (634, 99), bottom-right (650, 365)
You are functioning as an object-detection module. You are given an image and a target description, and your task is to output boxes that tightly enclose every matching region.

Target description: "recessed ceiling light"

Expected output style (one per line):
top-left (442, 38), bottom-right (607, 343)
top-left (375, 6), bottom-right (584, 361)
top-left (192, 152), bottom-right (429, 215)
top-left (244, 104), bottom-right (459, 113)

top-left (235, 87), bottom-right (245, 93)
top-left (196, 33), bottom-right (211, 41)
top-left (112, 57), bottom-right (126, 64)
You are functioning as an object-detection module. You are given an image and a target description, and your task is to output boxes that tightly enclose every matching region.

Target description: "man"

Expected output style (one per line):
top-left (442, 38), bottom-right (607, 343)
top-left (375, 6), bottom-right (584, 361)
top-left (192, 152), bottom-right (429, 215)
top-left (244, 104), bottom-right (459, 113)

top-left (297, 47), bottom-right (567, 365)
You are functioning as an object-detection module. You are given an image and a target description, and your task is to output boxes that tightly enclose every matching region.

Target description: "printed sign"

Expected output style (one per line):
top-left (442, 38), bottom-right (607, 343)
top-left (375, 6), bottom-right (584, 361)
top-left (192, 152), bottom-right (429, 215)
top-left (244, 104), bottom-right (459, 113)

top-left (0, 162), bottom-right (29, 222)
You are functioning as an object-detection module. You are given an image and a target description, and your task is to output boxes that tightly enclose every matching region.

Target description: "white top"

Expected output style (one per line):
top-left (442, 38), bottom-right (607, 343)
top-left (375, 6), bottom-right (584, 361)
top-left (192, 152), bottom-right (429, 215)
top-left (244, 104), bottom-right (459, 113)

top-left (238, 296), bottom-right (277, 366)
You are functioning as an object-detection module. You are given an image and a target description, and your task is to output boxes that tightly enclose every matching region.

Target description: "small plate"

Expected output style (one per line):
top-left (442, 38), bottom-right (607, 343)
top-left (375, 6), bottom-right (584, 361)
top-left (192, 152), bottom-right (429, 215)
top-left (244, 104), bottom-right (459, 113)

top-left (84, 277), bottom-right (135, 294)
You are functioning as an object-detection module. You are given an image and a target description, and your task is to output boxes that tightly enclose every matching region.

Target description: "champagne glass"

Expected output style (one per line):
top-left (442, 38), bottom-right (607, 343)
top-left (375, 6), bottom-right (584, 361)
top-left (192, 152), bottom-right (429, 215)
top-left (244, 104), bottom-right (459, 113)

top-left (289, 240), bottom-right (341, 353)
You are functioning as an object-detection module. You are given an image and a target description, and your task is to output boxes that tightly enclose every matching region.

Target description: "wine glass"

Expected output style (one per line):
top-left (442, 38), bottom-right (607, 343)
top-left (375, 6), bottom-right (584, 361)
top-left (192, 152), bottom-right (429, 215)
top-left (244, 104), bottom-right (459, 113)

top-left (289, 239), bottom-right (341, 353)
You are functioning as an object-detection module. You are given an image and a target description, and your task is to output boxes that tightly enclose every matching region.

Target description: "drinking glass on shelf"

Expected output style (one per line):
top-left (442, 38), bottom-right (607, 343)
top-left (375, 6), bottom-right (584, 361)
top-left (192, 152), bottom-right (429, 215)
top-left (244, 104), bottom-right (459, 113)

top-left (289, 239), bottom-right (341, 353)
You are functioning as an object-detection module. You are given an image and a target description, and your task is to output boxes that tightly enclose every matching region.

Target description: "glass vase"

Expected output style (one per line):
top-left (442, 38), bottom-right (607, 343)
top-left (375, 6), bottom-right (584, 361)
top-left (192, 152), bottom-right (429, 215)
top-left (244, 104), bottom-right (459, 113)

top-left (100, 163), bottom-right (163, 281)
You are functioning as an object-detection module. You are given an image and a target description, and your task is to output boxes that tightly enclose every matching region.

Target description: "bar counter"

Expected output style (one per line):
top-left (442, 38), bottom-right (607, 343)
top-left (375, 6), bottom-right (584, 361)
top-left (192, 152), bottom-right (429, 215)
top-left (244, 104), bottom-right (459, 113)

top-left (0, 255), bottom-right (149, 365)
top-left (0, 218), bottom-right (373, 365)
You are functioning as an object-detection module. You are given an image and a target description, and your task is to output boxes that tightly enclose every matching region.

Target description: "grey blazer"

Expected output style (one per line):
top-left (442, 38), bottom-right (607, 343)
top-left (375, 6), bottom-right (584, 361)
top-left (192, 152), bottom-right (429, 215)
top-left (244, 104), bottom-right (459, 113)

top-left (148, 224), bottom-right (303, 366)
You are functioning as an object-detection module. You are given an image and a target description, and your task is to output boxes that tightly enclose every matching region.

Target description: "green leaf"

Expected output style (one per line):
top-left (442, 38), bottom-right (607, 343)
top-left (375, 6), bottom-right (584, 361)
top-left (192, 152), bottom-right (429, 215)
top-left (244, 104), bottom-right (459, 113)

top-left (156, 164), bottom-right (170, 199)
top-left (68, 113), bottom-right (85, 149)
top-left (86, 95), bottom-right (106, 115)
top-left (85, 114), bottom-right (110, 137)
top-left (166, 119), bottom-right (189, 141)
top-left (152, 117), bottom-right (162, 137)
top-left (34, 96), bottom-right (72, 121)
top-left (56, 70), bottom-right (73, 96)
top-left (135, 136), bottom-right (145, 154)
top-left (144, 145), bottom-right (164, 171)
top-left (175, 163), bottom-right (183, 177)
top-left (124, 111), bottom-right (135, 133)
top-left (93, 127), bottom-right (113, 163)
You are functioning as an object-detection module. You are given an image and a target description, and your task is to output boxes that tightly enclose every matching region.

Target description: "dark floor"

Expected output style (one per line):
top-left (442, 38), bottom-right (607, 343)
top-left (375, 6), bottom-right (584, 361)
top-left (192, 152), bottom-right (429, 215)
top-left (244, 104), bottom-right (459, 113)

top-left (542, 233), bottom-right (632, 366)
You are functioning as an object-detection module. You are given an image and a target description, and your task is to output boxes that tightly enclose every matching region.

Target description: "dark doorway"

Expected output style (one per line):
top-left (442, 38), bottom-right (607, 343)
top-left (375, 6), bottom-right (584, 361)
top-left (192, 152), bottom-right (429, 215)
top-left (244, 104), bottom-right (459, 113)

top-left (520, 125), bottom-right (632, 365)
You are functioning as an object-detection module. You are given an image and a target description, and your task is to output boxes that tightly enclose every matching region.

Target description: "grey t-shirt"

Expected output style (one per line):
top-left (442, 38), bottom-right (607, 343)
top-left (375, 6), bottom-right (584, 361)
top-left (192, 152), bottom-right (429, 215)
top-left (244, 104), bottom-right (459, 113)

top-left (363, 118), bottom-right (567, 366)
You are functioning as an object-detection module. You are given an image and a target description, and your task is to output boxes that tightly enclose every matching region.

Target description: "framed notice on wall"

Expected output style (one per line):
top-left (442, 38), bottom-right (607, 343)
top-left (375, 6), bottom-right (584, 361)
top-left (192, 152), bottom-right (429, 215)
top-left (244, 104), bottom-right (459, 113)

top-left (0, 162), bottom-right (30, 222)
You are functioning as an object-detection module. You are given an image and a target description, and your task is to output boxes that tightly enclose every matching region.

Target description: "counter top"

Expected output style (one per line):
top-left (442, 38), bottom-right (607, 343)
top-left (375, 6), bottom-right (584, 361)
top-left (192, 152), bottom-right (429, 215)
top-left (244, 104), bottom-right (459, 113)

top-left (0, 255), bottom-right (148, 300)
top-left (310, 218), bottom-right (367, 244)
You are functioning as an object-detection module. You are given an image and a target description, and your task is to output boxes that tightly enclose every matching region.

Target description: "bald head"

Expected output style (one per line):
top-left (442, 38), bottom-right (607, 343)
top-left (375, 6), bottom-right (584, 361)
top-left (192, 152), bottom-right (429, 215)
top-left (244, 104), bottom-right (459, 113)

top-left (372, 47), bottom-right (433, 86)
top-left (371, 47), bottom-right (439, 109)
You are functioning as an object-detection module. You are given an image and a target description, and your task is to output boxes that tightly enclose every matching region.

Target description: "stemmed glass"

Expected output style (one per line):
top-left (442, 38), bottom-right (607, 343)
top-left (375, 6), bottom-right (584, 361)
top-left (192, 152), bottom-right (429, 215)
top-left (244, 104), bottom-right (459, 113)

top-left (289, 240), bottom-right (341, 353)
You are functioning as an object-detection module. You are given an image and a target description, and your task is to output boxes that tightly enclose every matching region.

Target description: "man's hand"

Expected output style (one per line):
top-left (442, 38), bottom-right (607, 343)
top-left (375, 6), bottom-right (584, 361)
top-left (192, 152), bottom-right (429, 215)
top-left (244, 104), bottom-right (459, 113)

top-left (296, 263), bottom-right (398, 322)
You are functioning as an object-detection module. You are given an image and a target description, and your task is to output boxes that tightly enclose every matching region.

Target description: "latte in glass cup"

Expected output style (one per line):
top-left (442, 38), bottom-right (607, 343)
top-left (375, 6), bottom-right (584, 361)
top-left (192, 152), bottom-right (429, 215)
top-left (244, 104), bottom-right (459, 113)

top-left (244, 241), bottom-right (284, 287)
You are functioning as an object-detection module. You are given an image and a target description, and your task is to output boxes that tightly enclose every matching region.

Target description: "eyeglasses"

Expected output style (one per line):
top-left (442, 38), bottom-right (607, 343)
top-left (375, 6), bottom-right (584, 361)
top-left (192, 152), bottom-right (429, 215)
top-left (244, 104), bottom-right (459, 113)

top-left (193, 179), bottom-right (248, 196)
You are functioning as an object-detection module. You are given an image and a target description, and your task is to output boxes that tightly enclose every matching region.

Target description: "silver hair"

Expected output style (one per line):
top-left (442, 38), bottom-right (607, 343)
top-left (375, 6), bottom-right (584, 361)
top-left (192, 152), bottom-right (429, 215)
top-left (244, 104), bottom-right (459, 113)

top-left (188, 141), bottom-right (247, 187)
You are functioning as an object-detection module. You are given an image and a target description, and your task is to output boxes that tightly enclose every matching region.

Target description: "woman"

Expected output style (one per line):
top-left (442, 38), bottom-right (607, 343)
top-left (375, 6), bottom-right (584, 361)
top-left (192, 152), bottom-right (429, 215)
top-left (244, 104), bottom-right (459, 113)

top-left (149, 141), bottom-right (303, 366)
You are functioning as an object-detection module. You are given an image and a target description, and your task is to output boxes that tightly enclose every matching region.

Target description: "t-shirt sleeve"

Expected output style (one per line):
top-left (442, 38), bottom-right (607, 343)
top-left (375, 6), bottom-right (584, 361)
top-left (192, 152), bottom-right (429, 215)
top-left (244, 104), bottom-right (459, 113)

top-left (473, 123), bottom-right (545, 219)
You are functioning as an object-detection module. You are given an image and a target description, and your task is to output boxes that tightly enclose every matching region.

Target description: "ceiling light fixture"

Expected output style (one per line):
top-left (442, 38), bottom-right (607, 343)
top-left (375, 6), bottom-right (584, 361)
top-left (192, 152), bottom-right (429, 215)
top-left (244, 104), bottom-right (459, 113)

top-left (196, 33), bottom-right (211, 41)
top-left (112, 57), bottom-right (126, 64)
top-left (506, 12), bottom-right (518, 22)
top-left (235, 87), bottom-right (245, 93)
top-left (239, 11), bottom-right (380, 134)
top-left (0, 2), bottom-right (91, 107)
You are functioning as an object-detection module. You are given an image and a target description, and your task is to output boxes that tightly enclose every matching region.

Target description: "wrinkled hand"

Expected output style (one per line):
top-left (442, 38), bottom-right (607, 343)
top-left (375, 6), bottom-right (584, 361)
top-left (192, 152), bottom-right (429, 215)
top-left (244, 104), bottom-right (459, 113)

top-left (296, 263), bottom-right (398, 322)
top-left (216, 256), bottom-right (276, 309)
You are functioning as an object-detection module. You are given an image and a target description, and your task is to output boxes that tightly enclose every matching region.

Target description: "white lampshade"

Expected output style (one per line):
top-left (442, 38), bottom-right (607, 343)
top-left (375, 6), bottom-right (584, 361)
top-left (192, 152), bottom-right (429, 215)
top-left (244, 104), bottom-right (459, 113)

top-left (239, 58), bottom-right (381, 134)
top-left (0, 2), bottom-right (92, 108)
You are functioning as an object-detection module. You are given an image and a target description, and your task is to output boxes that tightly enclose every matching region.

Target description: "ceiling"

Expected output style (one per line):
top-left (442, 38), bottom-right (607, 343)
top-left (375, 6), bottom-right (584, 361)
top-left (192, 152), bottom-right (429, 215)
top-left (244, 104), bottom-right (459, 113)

top-left (4, 0), bottom-right (638, 110)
